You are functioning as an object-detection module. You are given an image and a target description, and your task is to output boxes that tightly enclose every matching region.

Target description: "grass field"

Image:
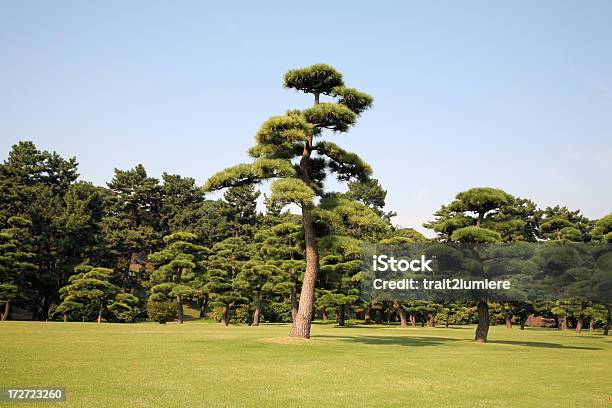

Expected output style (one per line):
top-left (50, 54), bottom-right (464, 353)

top-left (0, 321), bottom-right (610, 407)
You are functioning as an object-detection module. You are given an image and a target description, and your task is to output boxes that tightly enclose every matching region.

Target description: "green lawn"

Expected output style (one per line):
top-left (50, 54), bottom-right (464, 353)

top-left (0, 321), bottom-right (610, 407)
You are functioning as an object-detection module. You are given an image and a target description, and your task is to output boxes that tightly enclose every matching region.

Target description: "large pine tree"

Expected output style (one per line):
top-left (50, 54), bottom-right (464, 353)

top-left (204, 64), bottom-right (374, 338)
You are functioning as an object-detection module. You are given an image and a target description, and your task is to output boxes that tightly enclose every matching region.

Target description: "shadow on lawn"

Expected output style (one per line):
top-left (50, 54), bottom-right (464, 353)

top-left (314, 334), bottom-right (464, 347)
top-left (488, 340), bottom-right (603, 350)
top-left (315, 335), bottom-right (603, 350)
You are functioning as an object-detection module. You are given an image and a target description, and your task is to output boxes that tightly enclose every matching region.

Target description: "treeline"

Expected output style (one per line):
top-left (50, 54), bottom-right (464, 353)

top-left (0, 141), bottom-right (610, 335)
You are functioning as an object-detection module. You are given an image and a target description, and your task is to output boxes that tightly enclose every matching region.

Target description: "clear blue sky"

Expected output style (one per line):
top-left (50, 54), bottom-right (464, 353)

top-left (1, 1), bottom-right (611, 235)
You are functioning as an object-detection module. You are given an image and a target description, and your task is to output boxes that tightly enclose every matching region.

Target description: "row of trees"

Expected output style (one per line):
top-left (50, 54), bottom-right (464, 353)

top-left (1, 64), bottom-right (610, 344)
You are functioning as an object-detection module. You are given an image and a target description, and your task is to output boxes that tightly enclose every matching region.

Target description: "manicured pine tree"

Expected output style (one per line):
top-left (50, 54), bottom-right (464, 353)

top-left (0, 216), bottom-right (37, 320)
top-left (236, 258), bottom-right (279, 326)
top-left (57, 264), bottom-right (120, 323)
top-left (148, 232), bottom-right (207, 324)
top-left (204, 64), bottom-right (374, 338)
top-left (592, 213), bottom-right (612, 242)
top-left (426, 187), bottom-right (515, 342)
top-left (205, 237), bottom-right (251, 325)
top-left (538, 205), bottom-right (593, 242)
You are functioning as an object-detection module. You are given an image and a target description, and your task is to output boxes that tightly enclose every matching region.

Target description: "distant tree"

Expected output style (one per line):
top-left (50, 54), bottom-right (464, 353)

top-left (204, 64), bottom-right (374, 338)
top-left (57, 265), bottom-right (120, 323)
top-left (148, 232), bottom-right (207, 324)
top-left (205, 237), bottom-right (250, 325)
top-left (224, 185), bottom-right (261, 239)
top-left (426, 187), bottom-right (516, 342)
top-left (538, 206), bottom-right (593, 242)
top-left (103, 164), bottom-right (162, 291)
top-left (592, 213), bottom-right (612, 242)
top-left (0, 216), bottom-right (37, 320)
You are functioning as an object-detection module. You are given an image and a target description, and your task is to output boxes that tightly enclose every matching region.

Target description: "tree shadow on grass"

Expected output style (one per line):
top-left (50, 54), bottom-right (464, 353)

top-left (314, 334), bottom-right (464, 347)
top-left (488, 340), bottom-right (603, 350)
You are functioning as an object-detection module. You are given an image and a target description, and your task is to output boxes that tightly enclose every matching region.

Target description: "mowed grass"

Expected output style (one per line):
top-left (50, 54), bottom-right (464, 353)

top-left (0, 321), bottom-right (610, 407)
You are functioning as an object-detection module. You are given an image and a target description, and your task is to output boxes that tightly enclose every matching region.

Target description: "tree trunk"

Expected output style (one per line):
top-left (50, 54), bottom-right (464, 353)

top-left (410, 313), bottom-right (417, 327)
top-left (396, 303), bottom-right (407, 327)
top-left (289, 204), bottom-right (318, 339)
top-left (177, 296), bottom-right (184, 324)
top-left (97, 305), bottom-right (102, 324)
top-left (223, 304), bottom-right (230, 326)
top-left (375, 309), bottom-right (383, 324)
top-left (252, 291), bottom-right (261, 326)
top-left (1, 301), bottom-right (10, 321)
top-left (426, 313), bottom-right (434, 327)
top-left (475, 300), bottom-right (490, 343)
top-left (520, 314), bottom-right (528, 330)
top-left (198, 295), bottom-right (209, 319)
top-left (576, 318), bottom-right (583, 334)
top-left (604, 305), bottom-right (611, 336)
top-left (561, 316), bottom-right (568, 330)
top-left (504, 308), bottom-right (512, 329)
top-left (63, 313), bottom-right (68, 322)
top-left (589, 318), bottom-right (594, 333)
top-left (290, 279), bottom-right (298, 322)
top-left (337, 305), bottom-right (345, 326)
top-left (322, 310), bottom-right (328, 321)
top-left (364, 306), bottom-right (372, 324)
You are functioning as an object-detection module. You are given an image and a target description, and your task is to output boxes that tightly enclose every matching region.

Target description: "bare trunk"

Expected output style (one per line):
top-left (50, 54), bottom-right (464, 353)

top-left (252, 291), bottom-right (261, 326)
top-left (504, 308), bottom-right (512, 329)
top-left (364, 306), bottom-right (372, 324)
top-left (63, 313), bottom-right (68, 322)
top-left (97, 304), bottom-right (102, 324)
top-left (337, 305), bottom-right (345, 326)
top-left (396, 303), bottom-right (407, 327)
top-left (561, 316), bottom-right (568, 330)
top-left (589, 318), bottom-right (594, 333)
top-left (475, 300), bottom-right (490, 343)
top-left (1, 301), bottom-right (10, 321)
top-left (322, 310), bottom-right (328, 321)
top-left (289, 205), bottom-right (318, 338)
top-left (198, 295), bottom-right (209, 319)
top-left (177, 296), bottom-right (184, 324)
top-left (576, 318), bottom-right (583, 334)
top-left (426, 313), bottom-right (434, 327)
top-left (520, 314), bottom-right (528, 330)
top-left (410, 313), bottom-right (417, 327)
top-left (223, 304), bottom-right (230, 326)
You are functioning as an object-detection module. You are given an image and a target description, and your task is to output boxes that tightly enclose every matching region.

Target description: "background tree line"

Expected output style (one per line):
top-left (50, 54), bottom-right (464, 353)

top-left (0, 141), bottom-right (610, 339)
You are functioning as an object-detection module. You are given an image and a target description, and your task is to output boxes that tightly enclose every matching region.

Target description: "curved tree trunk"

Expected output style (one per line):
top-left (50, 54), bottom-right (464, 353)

top-left (1, 301), bottom-right (10, 321)
top-left (289, 205), bottom-right (318, 338)
top-left (177, 295), bottom-right (184, 324)
top-left (475, 300), bottom-right (490, 343)
top-left (252, 291), bottom-right (261, 326)
top-left (410, 313), bottom-right (417, 327)
top-left (223, 304), bottom-right (230, 326)
top-left (396, 303), bottom-right (407, 327)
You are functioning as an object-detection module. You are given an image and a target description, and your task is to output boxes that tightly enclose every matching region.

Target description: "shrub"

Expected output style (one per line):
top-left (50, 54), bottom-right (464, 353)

top-left (147, 300), bottom-right (177, 324)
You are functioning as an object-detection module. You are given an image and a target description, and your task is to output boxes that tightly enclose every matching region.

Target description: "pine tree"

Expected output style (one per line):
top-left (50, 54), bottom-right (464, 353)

top-left (148, 232), bottom-right (207, 324)
top-left (204, 64), bottom-right (374, 338)
top-left (57, 265), bottom-right (120, 323)
top-left (0, 216), bottom-right (37, 320)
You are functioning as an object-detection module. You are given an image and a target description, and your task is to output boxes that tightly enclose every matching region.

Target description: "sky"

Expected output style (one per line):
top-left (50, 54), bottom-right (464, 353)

top-left (1, 1), bottom-right (611, 236)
